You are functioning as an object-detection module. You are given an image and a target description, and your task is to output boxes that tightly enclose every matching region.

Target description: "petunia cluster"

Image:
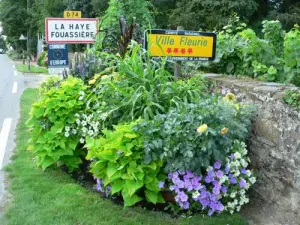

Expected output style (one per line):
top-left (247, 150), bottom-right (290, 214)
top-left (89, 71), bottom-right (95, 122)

top-left (160, 140), bottom-right (256, 216)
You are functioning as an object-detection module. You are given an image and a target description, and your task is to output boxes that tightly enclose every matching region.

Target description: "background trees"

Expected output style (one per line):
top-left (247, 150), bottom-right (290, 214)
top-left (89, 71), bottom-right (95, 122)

top-left (0, 0), bottom-right (299, 54)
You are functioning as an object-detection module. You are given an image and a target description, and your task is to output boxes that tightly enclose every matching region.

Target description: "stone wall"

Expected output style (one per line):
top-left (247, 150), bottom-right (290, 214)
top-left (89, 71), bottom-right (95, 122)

top-left (205, 74), bottom-right (300, 224)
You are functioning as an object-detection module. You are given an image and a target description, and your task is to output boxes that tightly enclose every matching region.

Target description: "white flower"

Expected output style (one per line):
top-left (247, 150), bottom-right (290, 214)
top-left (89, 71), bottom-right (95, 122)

top-left (80, 138), bottom-right (85, 144)
top-left (75, 113), bottom-right (80, 117)
top-left (219, 175), bottom-right (228, 184)
top-left (72, 129), bottom-right (77, 135)
top-left (230, 192), bottom-right (237, 198)
top-left (64, 132), bottom-right (70, 137)
top-left (88, 130), bottom-right (94, 136)
top-left (76, 119), bottom-right (81, 125)
top-left (236, 206), bottom-right (241, 212)
top-left (79, 96), bottom-right (84, 101)
top-left (81, 121), bottom-right (87, 126)
top-left (246, 170), bottom-right (252, 177)
top-left (234, 152), bottom-right (241, 159)
top-left (240, 189), bottom-right (246, 195)
top-left (234, 170), bottom-right (241, 177)
top-left (245, 183), bottom-right (251, 190)
top-left (192, 191), bottom-right (200, 199)
top-left (249, 177), bottom-right (256, 184)
top-left (240, 159), bottom-right (248, 168)
top-left (230, 210), bottom-right (234, 214)
top-left (79, 91), bottom-right (85, 96)
top-left (82, 127), bottom-right (87, 133)
top-left (65, 126), bottom-right (70, 132)
top-left (206, 166), bottom-right (213, 172)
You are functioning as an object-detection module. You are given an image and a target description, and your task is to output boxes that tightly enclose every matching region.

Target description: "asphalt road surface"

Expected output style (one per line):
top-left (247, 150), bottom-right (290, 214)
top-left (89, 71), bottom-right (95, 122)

top-left (0, 54), bottom-right (27, 219)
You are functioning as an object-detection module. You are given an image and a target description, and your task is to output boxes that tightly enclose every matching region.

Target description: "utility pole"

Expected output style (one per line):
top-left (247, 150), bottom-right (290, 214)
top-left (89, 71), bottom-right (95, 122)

top-left (27, 0), bottom-right (30, 71)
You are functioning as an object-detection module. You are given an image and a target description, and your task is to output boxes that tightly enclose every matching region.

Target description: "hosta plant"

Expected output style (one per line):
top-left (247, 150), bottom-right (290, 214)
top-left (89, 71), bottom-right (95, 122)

top-left (85, 121), bottom-right (166, 206)
top-left (27, 77), bottom-right (88, 170)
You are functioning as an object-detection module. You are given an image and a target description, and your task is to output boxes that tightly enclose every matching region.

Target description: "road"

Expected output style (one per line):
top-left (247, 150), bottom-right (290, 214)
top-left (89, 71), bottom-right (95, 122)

top-left (0, 54), bottom-right (47, 219)
top-left (0, 54), bottom-right (25, 219)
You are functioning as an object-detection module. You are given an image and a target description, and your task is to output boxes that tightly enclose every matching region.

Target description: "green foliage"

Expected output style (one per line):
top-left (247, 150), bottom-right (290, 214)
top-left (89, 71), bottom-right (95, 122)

top-left (37, 51), bottom-right (47, 67)
top-left (85, 45), bottom-right (208, 130)
top-left (27, 77), bottom-right (87, 171)
top-left (96, 0), bottom-right (155, 49)
top-left (202, 19), bottom-right (299, 85)
top-left (86, 121), bottom-right (165, 206)
top-left (6, 49), bottom-right (23, 60)
top-left (137, 96), bottom-right (254, 174)
top-left (283, 89), bottom-right (300, 110)
top-left (262, 20), bottom-right (285, 57)
top-left (39, 76), bottom-right (61, 95)
top-left (169, 0), bottom-right (258, 31)
top-left (284, 25), bottom-right (300, 86)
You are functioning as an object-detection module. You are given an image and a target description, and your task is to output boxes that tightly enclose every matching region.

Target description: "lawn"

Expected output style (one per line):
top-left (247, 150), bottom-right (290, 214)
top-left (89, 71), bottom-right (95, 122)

top-left (16, 64), bottom-right (48, 74)
top-left (3, 88), bottom-right (247, 225)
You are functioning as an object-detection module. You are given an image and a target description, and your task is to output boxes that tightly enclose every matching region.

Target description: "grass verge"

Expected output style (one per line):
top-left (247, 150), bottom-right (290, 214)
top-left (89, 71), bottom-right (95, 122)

top-left (3, 88), bottom-right (247, 225)
top-left (16, 64), bottom-right (48, 74)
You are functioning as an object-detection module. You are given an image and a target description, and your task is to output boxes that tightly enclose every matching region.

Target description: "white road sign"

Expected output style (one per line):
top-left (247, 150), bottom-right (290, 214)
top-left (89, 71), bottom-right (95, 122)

top-left (45, 18), bottom-right (99, 44)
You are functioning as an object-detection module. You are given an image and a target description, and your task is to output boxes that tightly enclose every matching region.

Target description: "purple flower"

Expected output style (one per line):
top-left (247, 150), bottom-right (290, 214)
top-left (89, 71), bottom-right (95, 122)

top-left (221, 186), bottom-right (227, 193)
top-left (185, 170), bottom-right (194, 178)
top-left (214, 161), bottom-right (222, 169)
top-left (96, 179), bottom-right (103, 191)
top-left (205, 175), bottom-right (215, 183)
top-left (216, 170), bottom-right (224, 178)
top-left (184, 181), bottom-right (193, 191)
top-left (177, 191), bottom-right (188, 202)
top-left (215, 202), bottom-right (224, 211)
top-left (213, 187), bottom-right (220, 195)
top-left (241, 168), bottom-right (247, 175)
top-left (179, 201), bottom-right (190, 210)
top-left (239, 178), bottom-right (247, 188)
top-left (230, 177), bottom-right (237, 184)
top-left (191, 176), bottom-right (202, 190)
top-left (207, 170), bottom-right (215, 177)
top-left (169, 185), bottom-right (175, 191)
top-left (225, 164), bottom-right (231, 174)
top-left (158, 181), bottom-right (165, 189)
top-left (208, 209), bottom-right (214, 216)
top-left (230, 154), bottom-right (235, 161)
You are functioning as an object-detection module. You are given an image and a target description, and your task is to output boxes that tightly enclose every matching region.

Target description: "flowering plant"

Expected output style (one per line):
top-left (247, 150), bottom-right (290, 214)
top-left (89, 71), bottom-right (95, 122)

top-left (137, 95), bottom-right (254, 173)
top-left (160, 141), bottom-right (256, 216)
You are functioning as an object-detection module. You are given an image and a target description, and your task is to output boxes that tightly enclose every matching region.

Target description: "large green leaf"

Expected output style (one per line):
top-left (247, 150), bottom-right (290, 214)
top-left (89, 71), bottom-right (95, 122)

top-left (125, 180), bottom-right (143, 196)
top-left (145, 190), bottom-right (158, 204)
top-left (111, 179), bottom-right (124, 194)
top-left (106, 162), bottom-right (119, 178)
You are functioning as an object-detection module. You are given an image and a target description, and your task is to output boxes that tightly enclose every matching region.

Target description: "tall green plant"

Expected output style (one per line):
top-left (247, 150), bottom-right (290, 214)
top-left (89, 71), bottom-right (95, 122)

top-left (284, 25), bottom-right (300, 86)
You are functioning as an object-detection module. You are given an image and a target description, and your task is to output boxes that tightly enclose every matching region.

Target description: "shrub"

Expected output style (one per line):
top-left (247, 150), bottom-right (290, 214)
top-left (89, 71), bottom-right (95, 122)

top-left (37, 51), bottom-right (47, 67)
top-left (27, 77), bottom-right (88, 170)
top-left (6, 49), bottom-right (23, 60)
top-left (85, 121), bottom-right (166, 206)
top-left (284, 25), bottom-right (300, 86)
top-left (39, 76), bottom-right (61, 95)
top-left (283, 89), bottom-right (300, 110)
top-left (137, 94), bottom-right (254, 174)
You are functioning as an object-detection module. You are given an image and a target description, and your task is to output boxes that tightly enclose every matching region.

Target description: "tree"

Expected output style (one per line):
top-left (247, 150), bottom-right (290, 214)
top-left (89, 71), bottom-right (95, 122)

top-left (0, 0), bottom-right (28, 51)
top-left (169, 0), bottom-right (258, 31)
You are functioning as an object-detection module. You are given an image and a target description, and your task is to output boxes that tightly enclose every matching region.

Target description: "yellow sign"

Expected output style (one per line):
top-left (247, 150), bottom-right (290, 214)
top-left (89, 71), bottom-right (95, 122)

top-left (145, 30), bottom-right (216, 61)
top-left (64, 11), bottom-right (82, 18)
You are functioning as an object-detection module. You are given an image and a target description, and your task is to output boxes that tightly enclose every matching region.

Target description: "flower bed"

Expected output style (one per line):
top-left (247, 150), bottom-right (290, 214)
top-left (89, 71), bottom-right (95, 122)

top-left (27, 44), bottom-right (255, 217)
